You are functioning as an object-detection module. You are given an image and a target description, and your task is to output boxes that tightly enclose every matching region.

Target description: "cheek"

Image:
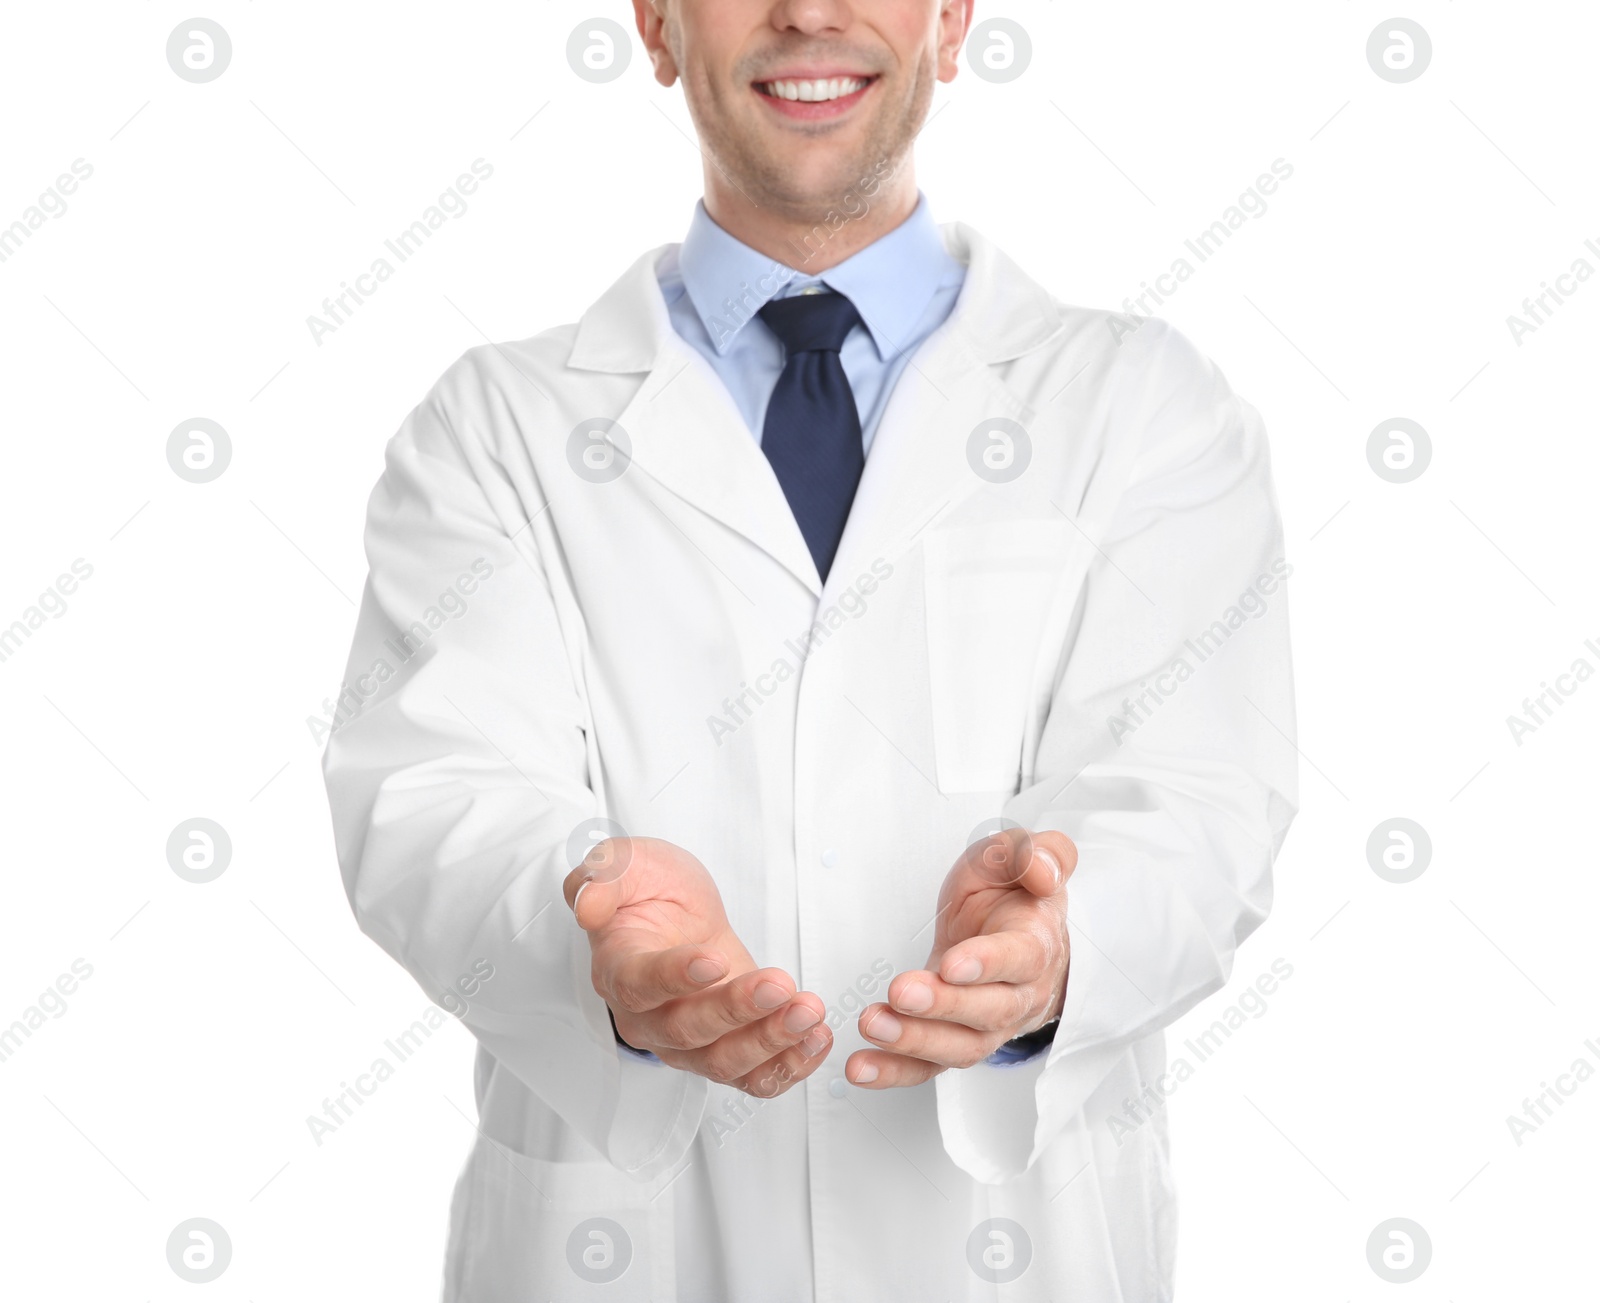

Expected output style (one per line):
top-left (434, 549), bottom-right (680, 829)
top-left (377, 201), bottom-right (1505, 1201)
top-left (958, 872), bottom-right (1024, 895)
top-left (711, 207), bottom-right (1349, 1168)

top-left (687, 63), bottom-right (727, 111)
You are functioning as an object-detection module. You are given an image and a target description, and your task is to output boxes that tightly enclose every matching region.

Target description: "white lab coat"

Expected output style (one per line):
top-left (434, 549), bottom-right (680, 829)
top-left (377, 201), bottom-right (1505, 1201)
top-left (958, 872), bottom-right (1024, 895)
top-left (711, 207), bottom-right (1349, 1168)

top-left (322, 221), bottom-right (1297, 1302)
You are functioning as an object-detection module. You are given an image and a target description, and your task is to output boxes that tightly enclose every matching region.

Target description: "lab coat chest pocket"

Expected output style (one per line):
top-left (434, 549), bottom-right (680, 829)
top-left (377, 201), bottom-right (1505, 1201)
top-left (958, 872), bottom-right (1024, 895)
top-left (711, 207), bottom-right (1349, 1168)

top-left (921, 519), bottom-right (1071, 795)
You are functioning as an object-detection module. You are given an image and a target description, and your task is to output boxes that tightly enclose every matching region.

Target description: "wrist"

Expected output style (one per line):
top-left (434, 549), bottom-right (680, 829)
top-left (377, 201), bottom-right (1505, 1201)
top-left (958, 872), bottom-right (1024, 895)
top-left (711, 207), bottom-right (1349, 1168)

top-left (608, 1004), bottom-right (657, 1059)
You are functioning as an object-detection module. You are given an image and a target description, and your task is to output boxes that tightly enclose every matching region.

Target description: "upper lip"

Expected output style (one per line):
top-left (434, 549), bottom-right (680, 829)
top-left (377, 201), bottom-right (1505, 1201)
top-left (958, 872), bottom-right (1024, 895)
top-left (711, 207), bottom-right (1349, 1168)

top-left (753, 69), bottom-right (876, 84)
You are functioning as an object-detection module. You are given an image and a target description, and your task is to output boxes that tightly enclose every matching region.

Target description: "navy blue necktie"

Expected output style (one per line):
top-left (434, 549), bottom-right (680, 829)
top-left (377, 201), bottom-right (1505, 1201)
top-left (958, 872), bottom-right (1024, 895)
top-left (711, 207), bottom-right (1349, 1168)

top-left (757, 290), bottom-right (864, 582)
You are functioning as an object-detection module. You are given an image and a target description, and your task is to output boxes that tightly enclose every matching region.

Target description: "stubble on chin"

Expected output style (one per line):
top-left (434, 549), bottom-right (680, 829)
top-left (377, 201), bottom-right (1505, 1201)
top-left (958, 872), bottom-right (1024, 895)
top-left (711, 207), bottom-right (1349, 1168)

top-left (692, 57), bottom-right (936, 229)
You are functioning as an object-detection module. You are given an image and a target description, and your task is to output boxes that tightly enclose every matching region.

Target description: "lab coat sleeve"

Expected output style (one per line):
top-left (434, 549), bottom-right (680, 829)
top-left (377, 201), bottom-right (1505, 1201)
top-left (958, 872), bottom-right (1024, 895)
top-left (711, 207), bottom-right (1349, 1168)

top-left (935, 320), bottom-right (1299, 1183)
top-left (320, 351), bottom-right (706, 1180)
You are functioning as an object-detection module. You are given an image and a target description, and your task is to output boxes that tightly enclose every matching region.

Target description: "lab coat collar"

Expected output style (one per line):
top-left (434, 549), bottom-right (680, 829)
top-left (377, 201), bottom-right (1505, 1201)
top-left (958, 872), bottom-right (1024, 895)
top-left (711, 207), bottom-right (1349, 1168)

top-left (565, 222), bottom-right (1065, 598)
top-left (569, 221), bottom-right (1064, 372)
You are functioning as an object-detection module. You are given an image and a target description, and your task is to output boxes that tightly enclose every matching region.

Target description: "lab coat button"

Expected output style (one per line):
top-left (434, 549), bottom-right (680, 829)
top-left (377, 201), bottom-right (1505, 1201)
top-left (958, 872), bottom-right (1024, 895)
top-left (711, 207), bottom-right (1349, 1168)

top-left (820, 848), bottom-right (838, 867)
top-left (828, 1076), bottom-right (847, 1098)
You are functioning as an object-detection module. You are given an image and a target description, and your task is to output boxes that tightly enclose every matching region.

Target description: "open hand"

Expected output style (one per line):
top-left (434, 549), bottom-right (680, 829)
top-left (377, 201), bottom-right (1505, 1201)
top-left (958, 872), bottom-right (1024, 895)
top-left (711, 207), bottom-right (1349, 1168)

top-left (564, 836), bottom-right (832, 1096)
top-left (847, 827), bottom-right (1076, 1088)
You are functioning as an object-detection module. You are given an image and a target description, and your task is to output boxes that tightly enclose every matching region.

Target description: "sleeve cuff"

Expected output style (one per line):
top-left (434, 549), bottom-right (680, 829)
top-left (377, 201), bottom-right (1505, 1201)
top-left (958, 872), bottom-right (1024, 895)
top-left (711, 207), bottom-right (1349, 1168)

top-left (984, 1018), bottom-right (1059, 1065)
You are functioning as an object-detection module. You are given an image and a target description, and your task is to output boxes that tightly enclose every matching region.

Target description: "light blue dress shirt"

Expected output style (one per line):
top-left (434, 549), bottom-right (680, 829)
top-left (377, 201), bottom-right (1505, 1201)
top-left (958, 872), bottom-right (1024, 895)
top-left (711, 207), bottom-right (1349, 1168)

top-left (655, 192), bottom-right (966, 453)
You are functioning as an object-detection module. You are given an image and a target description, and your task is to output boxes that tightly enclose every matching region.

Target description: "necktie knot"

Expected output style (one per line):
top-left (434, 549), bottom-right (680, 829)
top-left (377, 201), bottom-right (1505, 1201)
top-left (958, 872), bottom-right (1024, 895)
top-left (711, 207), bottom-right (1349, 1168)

top-left (758, 289), bottom-right (861, 355)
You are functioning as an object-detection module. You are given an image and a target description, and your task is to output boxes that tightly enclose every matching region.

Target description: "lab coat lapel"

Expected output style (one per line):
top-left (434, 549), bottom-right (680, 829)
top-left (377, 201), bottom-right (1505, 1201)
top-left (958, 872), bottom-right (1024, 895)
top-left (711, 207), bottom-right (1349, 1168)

top-left (565, 224), bottom-right (1065, 602)
top-left (826, 222), bottom-right (1067, 590)
top-left (568, 244), bottom-right (823, 597)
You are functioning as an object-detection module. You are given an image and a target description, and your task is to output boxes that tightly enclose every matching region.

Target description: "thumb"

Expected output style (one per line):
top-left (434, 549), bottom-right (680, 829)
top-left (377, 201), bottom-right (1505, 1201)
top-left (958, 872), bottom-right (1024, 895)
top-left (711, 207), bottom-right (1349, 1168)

top-left (960, 827), bottom-right (1076, 899)
top-left (562, 836), bottom-right (640, 932)
top-left (1022, 830), bottom-right (1078, 899)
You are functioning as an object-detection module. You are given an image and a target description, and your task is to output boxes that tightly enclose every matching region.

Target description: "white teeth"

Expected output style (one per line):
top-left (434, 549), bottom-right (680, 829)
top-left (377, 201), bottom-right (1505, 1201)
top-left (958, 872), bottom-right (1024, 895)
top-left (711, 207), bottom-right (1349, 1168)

top-left (759, 76), bottom-right (869, 103)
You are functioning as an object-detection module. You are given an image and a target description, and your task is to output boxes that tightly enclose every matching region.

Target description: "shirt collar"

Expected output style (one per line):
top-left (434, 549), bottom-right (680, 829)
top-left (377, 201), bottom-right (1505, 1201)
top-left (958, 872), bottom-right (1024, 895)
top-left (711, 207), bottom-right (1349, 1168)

top-left (677, 191), bottom-right (960, 362)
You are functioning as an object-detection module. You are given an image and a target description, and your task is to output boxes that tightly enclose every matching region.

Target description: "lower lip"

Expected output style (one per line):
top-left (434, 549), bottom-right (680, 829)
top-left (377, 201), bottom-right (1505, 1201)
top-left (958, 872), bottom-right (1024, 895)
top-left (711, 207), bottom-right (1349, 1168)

top-left (754, 79), bottom-right (875, 121)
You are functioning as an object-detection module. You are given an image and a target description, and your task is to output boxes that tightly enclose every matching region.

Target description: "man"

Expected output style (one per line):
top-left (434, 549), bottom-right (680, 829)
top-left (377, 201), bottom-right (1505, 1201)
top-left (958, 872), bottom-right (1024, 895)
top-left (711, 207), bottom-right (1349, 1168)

top-left (321, 0), bottom-right (1297, 1297)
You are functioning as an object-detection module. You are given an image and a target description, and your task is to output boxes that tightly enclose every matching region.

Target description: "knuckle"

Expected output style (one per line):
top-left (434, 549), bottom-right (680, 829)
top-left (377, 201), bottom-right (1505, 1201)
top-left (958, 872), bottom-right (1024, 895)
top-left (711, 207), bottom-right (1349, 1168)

top-left (603, 973), bottom-right (647, 1015)
top-left (978, 1007), bottom-right (1015, 1035)
top-left (754, 1027), bottom-right (793, 1062)
top-left (720, 982), bottom-right (760, 1027)
top-left (656, 1008), bottom-right (698, 1051)
top-left (971, 994), bottom-right (1021, 1034)
top-left (697, 1049), bottom-right (741, 1086)
top-left (613, 989), bottom-right (649, 1016)
top-left (695, 1062), bottom-right (728, 1087)
top-left (760, 1011), bottom-right (804, 1053)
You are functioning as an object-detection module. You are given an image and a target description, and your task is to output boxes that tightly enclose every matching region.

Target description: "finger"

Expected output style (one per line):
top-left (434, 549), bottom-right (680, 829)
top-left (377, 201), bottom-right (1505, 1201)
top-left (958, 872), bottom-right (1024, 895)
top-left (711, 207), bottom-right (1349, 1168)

top-left (670, 993), bottom-right (830, 1085)
top-left (603, 941), bottom-right (730, 1013)
top-left (957, 826), bottom-right (1034, 891)
top-left (1024, 831), bottom-right (1078, 898)
top-left (632, 967), bottom-right (798, 1049)
top-left (884, 968), bottom-right (1039, 1034)
top-left (734, 1020), bottom-right (836, 1098)
top-left (844, 1048), bottom-right (944, 1090)
top-left (955, 828), bottom-right (1077, 900)
top-left (937, 925), bottom-right (1057, 987)
top-left (563, 836), bottom-right (643, 929)
top-left (856, 1002), bottom-right (995, 1069)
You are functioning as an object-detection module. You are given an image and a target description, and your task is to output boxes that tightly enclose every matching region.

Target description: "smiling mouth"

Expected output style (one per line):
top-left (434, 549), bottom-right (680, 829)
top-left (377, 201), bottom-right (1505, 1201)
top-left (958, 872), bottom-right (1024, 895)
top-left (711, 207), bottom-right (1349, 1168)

top-left (753, 75), bottom-right (877, 103)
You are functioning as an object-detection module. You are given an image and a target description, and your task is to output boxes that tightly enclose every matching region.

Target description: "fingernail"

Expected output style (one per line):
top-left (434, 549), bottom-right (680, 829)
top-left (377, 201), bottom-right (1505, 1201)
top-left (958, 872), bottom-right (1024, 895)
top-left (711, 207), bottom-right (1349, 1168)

top-left (865, 1009), bottom-right (903, 1043)
top-left (1036, 847), bottom-right (1062, 889)
top-left (784, 1004), bottom-right (821, 1033)
top-left (852, 1062), bottom-right (879, 1084)
top-left (896, 982), bottom-right (933, 1013)
top-left (688, 957), bottom-right (725, 983)
top-left (754, 980), bottom-right (789, 1009)
top-left (946, 957), bottom-right (982, 984)
top-left (571, 881), bottom-right (591, 914)
top-left (800, 1026), bottom-right (829, 1057)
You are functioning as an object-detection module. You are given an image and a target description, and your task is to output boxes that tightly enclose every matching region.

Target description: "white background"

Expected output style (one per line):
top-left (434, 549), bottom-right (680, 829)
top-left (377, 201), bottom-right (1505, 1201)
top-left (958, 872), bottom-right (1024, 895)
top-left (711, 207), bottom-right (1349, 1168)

top-left (1, 2), bottom-right (1596, 1298)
